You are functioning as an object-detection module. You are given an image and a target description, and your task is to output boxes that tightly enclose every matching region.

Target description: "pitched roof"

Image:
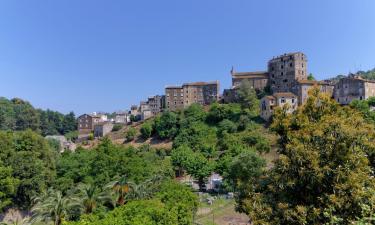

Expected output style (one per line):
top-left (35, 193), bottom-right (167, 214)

top-left (182, 81), bottom-right (219, 86)
top-left (165, 85), bottom-right (182, 89)
top-left (273, 92), bottom-right (297, 98)
top-left (298, 80), bottom-right (318, 85)
top-left (231, 71), bottom-right (268, 79)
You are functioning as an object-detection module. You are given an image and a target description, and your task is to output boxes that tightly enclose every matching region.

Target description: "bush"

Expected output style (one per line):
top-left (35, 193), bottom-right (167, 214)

top-left (125, 127), bottom-right (137, 142)
top-left (88, 133), bottom-right (94, 140)
top-left (218, 119), bottom-right (237, 136)
top-left (153, 112), bottom-right (178, 139)
top-left (112, 124), bottom-right (123, 132)
top-left (140, 122), bottom-right (153, 139)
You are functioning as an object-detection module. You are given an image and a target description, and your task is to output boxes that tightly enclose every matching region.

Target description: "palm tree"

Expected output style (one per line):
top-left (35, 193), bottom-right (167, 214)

top-left (126, 175), bottom-right (164, 200)
top-left (30, 189), bottom-right (79, 225)
top-left (75, 184), bottom-right (112, 214)
top-left (106, 175), bottom-right (130, 206)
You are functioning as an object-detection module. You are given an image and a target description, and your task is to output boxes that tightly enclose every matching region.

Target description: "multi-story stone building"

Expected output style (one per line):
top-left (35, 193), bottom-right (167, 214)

top-left (78, 114), bottom-right (101, 134)
top-left (297, 80), bottom-right (334, 105)
top-left (165, 81), bottom-right (219, 111)
top-left (268, 52), bottom-right (307, 93)
top-left (260, 92), bottom-right (298, 121)
top-left (334, 74), bottom-right (375, 105)
top-left (231, 68), bottom-right (269, 90)
top-left (147, 95), bottom-right (165, 116)
top-left (165, 86), bottom-right (185, 111)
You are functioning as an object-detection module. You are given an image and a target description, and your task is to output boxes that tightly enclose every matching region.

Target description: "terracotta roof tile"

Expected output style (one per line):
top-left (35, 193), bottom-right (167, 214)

top-left (273, 92), bottom-right (297, 98)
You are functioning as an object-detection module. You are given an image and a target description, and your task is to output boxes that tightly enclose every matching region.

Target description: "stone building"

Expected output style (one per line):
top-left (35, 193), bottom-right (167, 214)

top-left (78, 114), bottom-right (102, 138)
top-left (334, 74), bottom-right (375, 105)
top-left (268, 52), bottom-right (307, 93)
top-left (165, 81), bottom-right (219, 111)
top-left (165, 86), bottom-right (184, 111)
top-left (297, 80), bottom-right (334, 105)
top-left (148, 95), bottom-right (165, 116)
top-left (231, 68), bottom-right (269, 90)
top-left (260, 92), bottom-right (298, 121)
top-left (115, 111), bottom-right (130, 124)
top-left (94, 122), bottom-right (114, 138)
top-left (130, 105), bottom-right (140, 118)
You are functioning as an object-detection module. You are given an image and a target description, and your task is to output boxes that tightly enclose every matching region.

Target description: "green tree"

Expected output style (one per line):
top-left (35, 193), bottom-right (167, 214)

top-left (140, 122), bottom-right (153, 139)
top-left (237, 80), bottom-right (259, 116)
top-left (0, 162), bottom-right (19, 212)
top-left (62, 112), bottom-right (77, 134)
top-left (171, 146), bottom-right (213, 190)
top-left (0, 130), bottom-right (56, 208)
top-left (74, 184), bottom-right (112, 214)
top-left (240, 88), bottom-right (375, 225)
top-left (31, 189), bottom-right (79, 225)
top-left (307, 73), bottom-right (315, 80)
top-left (106, 175), bottom-right (130, 206)
top-left (153, 111), bottom-right (178, 139)
top-left (125, 127), bottom-right (137, 142)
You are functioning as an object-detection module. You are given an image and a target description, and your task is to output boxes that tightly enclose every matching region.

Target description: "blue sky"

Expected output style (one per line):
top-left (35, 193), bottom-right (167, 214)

top-left (0, 0), bottom-right (374, 114)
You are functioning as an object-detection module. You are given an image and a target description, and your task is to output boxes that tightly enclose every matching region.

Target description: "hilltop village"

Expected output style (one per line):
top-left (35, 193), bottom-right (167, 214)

top-left (77, 52), bottom-right (375, 140)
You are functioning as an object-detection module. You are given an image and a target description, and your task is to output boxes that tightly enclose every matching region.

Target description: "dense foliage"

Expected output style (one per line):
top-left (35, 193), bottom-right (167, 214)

top-left (0, 97), bottom-right (77, 136)
top-left (0, 130), bottom-right (57, 210)
top-left (239, 88), bottom-right (375, 225)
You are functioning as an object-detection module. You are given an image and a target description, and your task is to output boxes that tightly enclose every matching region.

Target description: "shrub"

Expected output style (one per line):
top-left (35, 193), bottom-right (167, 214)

top-left (140, 122), bottom-right (153, 139)
top-left (125, 127), bottom-right (137, 142)
top-left (112, 124), bottom-right (123, 132)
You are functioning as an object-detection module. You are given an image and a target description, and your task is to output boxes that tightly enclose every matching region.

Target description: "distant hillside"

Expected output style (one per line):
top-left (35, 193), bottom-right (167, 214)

top-left (0, 97), bottom-right (77, 136)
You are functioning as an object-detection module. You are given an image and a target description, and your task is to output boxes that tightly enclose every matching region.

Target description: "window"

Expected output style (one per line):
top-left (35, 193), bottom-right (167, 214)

top-left (281, 65), bottom-right (284, 69)
top-left (283, 79), bottom-right (288, 83)
top-left (281, 72), bottom-right (284, 76)
top-left (292, 98), bottom-right (295, 103)
top-left (281, 98), bottom-right (286, 103)
top-left (290, 63), bottom-right (293, 67)
top-left (302, 63), bottom-right (304, 68)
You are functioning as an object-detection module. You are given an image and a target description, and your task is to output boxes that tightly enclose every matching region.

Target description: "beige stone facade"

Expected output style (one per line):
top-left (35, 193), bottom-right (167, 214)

top-left (297, 80), bottom-right (334, 105)
top-left (78, 114), bottom-right (102, 136)
top-left (165, 81), bottom-right (219, 111)
top-left (260, 92), bottom-right (298, 121)
top-left (231, 69), bottom-right (269, 90)
top-left (165, 86), bottom-right (185, 111)
top-left (334, 75), bottom-right (375, 105)
top-left (268, 52), bottom-right (307, 93)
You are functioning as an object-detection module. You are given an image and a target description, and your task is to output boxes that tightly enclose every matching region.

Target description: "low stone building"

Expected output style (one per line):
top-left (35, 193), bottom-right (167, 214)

top-left (115, 111), bottom-right (130, 124)
top-left (94, 122), bottom-right (114, 138)
top-left (141, 110), bottom-right (153, 120)
top-left (334, 74), bottom-right (375, 105)
top-left (260, 92), bottom-right (298, 121)
top-left (45, 135), bottom-right (76, 152)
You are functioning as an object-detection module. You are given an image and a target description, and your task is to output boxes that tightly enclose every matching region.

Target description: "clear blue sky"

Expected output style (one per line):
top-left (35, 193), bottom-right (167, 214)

top-left (0, 0), bottom-right (374, 115)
